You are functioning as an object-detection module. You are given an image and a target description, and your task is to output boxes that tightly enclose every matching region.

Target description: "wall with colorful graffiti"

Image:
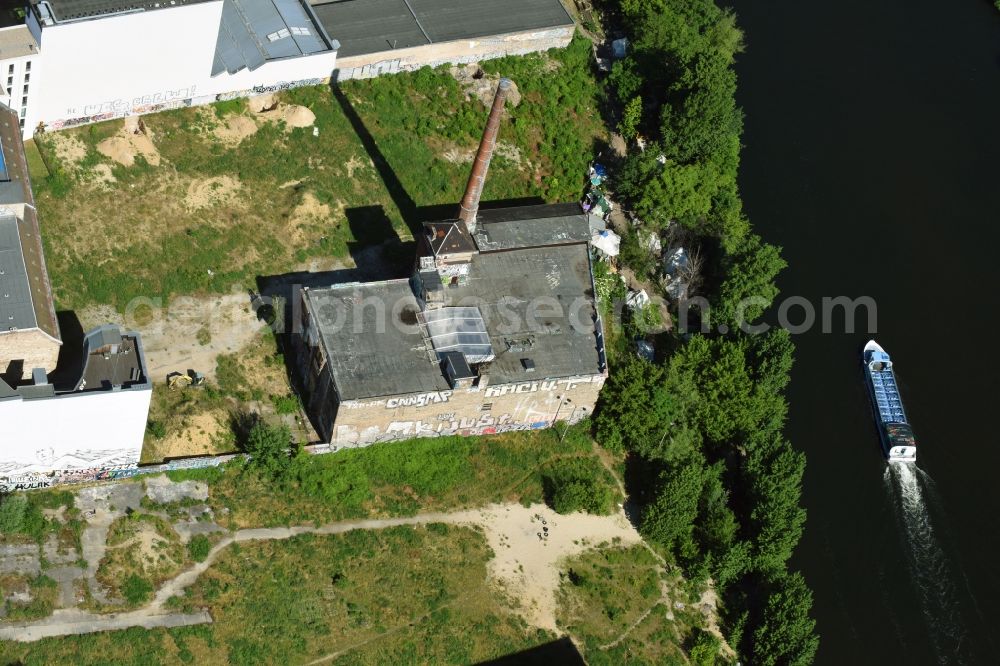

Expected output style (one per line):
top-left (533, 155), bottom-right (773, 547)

top-left (331, 374), bottom-right (605, 448)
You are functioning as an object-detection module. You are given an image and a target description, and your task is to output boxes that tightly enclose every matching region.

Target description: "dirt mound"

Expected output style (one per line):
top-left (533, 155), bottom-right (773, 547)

top-left (97, 117), bottom-right (161, 167)
top-left (213, 115), bottom-right (258, 145)
top-left (184, 175), bottom-right (242, 210)
top-left (280, 104), bottom-right (316, 128)
top-left (248, 93), bottom-right (279, 113)
top-left (450, 64), bottom-right (522, 107)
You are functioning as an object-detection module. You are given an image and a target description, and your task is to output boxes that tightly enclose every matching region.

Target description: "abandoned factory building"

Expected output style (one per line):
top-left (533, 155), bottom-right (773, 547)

top-left (294, 78), bottom-right (607, 447)
top-left (296, 203), bottom-right (608, 447)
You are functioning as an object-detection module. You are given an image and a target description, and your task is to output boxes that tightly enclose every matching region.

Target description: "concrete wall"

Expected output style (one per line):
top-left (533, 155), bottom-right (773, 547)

top-left (0, 46), bottom-right (37, 134)
top-left (334, 25), bottom-right (574, 81)
top-left (327, 373), bottom-right (604, 448)
top-left (28, 2), bottom-right (336, 135)
top-left (0, 384), bottom-right (152, 483)
top-left (0, 327), bottom-right (60, 379)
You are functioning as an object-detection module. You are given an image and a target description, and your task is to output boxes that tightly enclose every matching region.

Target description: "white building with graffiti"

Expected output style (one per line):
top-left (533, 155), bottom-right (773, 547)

top-left (0, 0), bottom-right (574, 138)
top-left (0, 324), bottom-right (153, 492)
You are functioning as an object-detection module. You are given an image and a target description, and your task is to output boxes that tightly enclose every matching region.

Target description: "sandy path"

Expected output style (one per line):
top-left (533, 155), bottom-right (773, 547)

top-left (4, 503), bottom-right (641, 642)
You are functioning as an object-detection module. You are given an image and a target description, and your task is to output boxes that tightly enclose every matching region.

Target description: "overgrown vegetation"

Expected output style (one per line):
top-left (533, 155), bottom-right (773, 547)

top-left (556, 545), bottom-right (708, 665)
top-left (0, 490), bottom-right (76, 543)
top-left (541, 457), bottom-right (618, 515)
top-left (0, 526), bottom-right (550, 665)
top-left (96, 513), bottom-right (187, 606)
top-left (595, 1), bottom-right (818, 663)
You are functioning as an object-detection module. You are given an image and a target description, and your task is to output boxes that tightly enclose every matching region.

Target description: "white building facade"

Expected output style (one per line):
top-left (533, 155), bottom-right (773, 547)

top-left (2, 0), bottom-right (339, 137)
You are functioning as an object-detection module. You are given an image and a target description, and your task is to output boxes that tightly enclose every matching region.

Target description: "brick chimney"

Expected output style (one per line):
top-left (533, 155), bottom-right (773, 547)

top-left (458, 78), bottom-right (512, 234)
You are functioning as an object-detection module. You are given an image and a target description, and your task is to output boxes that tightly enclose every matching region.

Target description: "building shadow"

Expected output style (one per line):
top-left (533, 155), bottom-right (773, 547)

top-left (46, 311), bottom-right (85, 391)
top-left (474, 637), bottom-right (586, 665)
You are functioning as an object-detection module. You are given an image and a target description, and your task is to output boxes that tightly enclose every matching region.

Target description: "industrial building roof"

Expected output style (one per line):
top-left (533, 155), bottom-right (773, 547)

top-left (30, 0), bottom-right (215, 22)
top-left (473, 203), bottom-right (592, 251)
top-left (0, 214), bottom-right (35, 332)
top-left (304, 206), bottom-right (604, 401)
top-left (213, 0), bottom-right (335, 75)
top-left (304, 278), bottom-right (453, 400)
top-left (0, 103), bottom-right (59, 343)
top-left (313, 0), bottom-right (574, 58)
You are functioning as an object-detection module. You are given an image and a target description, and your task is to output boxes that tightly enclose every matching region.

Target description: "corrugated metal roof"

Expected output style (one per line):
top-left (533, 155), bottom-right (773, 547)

top-left (313, 0), bottom-right (571, 58)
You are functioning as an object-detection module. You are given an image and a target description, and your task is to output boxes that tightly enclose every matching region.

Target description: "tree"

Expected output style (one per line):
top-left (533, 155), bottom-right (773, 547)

top-left (746, 438), bottom-right (807, 574)
top-left (641, 458), bottom-right (705, 556)
top-left (243, 421), bottom-right (297, 479)
top-left (619, 95), bottom-right (644, 141)
top-left (751, 571), bottom-right (820, 666)
top-left (713, 234), bottom-right (787, 330)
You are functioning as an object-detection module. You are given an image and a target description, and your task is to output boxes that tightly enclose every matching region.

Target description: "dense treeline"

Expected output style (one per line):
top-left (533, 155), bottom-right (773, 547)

top-left (595, 1), bottom-right (819, 663)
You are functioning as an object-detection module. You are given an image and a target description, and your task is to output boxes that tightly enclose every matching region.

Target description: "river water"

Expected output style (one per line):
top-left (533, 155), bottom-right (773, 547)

top-left (730, 0), bottom-right (1000, 663)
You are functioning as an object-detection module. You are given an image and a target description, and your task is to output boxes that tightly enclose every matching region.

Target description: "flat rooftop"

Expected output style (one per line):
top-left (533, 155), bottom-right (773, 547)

top-left (313, 0), bottom-right (573, 58)
top-left (0, 25), bottom-right (39, 59)
top-left (304, 206), bottom-right (603, 401)
top-left (305, 278), bottom-right (453, 400)
top-left (31, 0), bottom-right (215, 22)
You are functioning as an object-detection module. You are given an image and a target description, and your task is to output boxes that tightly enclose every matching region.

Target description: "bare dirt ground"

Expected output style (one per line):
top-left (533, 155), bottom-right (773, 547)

top-left (46, 132), bottom-right (87, 170)
top-left (155, 412), bottom-right (229, 460)
top-left (184, 175), bottom-right (243, 211)
top-left (97, 117), bottom-right (161, 167)
top-left (79, 291), bottom-right (266, 382)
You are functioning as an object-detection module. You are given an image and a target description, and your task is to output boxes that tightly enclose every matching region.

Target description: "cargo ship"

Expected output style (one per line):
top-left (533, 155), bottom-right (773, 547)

top-left (863, 340), bottom-right (916, 463)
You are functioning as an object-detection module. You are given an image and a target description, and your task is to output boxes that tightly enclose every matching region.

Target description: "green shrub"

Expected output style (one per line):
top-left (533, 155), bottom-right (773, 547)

top-left (147, 419), bottom-right (168, 439)
top-left (188, 534), bottom-right (212, 562)
top-left (270, 394), bottom-right (300, 415)
top-left (0, 494), bottom-right (28, 534)
top-left (542, 458), bottom-right (618, 515)
top-left (122, 574), bottom-right (154, 605)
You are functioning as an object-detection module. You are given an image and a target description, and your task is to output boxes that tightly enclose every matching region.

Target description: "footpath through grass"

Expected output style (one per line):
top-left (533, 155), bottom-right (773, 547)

top-left (0, 525), bottom-right (550, 666)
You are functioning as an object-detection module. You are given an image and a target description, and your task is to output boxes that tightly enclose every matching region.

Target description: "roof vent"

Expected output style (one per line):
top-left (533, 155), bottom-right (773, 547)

top-left (521, 358), bottom-right (536, 372)
top-left (31, 368), bottom-right (48, 386)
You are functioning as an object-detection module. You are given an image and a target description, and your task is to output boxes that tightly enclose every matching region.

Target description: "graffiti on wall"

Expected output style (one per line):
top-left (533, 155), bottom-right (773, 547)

top-left (484, 376), bottom-right (598, 398)
top-left (0, 453), bottom-right (241, 494)
top-left (385, 391), bottom-right (452, 409)
top-left (214, 78), bottom-right (324, 103)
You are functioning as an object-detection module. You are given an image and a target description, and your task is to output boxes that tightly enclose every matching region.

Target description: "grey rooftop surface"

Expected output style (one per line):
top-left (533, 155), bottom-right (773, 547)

top-left (0, 103), bottom-right (59, 342)
top-left (304, 206), bottom-right (603, 401)
top-left (473, 203), bottom-right (591, 251)
top-left (0, 214), bottom-right (35, 332)
top-left (31, 0), bottom-right (215, 22)
top-left (77, 326), bottom-right (148, 391)
top-left (213, 0), bottom-right (335, 76)
top-left (313, 0), bottom-right (573, 58)
top-left (304, 278), bottom-right (453, 400)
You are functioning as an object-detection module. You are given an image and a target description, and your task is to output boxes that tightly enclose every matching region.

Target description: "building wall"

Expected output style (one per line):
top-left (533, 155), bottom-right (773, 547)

top-left (27, 3), bottom-right (337, 135)
top-left (334, 25), bottom-right (574, 81)
top-left (0, 327), bottom-right (60, 379)
top-left (326, 372), bottom-right (604, 448)
top-left (0, 48), bottom-right (37, 135)
top-left (0, 385), bottom-right (152, 486)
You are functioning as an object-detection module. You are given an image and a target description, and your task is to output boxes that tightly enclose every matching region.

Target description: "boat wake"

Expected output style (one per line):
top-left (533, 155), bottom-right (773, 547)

top-left (885, 463), bottom-right (970, 663)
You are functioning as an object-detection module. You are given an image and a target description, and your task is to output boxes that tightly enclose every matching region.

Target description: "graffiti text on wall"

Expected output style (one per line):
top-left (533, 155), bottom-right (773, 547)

top-left (385, 391), bottom-right (453, 409)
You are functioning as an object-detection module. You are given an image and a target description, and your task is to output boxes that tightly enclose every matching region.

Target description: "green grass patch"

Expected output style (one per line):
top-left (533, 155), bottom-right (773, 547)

top-left (23, 139), bottom-right (50, 180)
top-left (0, 525), bottom-right (551, 665)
